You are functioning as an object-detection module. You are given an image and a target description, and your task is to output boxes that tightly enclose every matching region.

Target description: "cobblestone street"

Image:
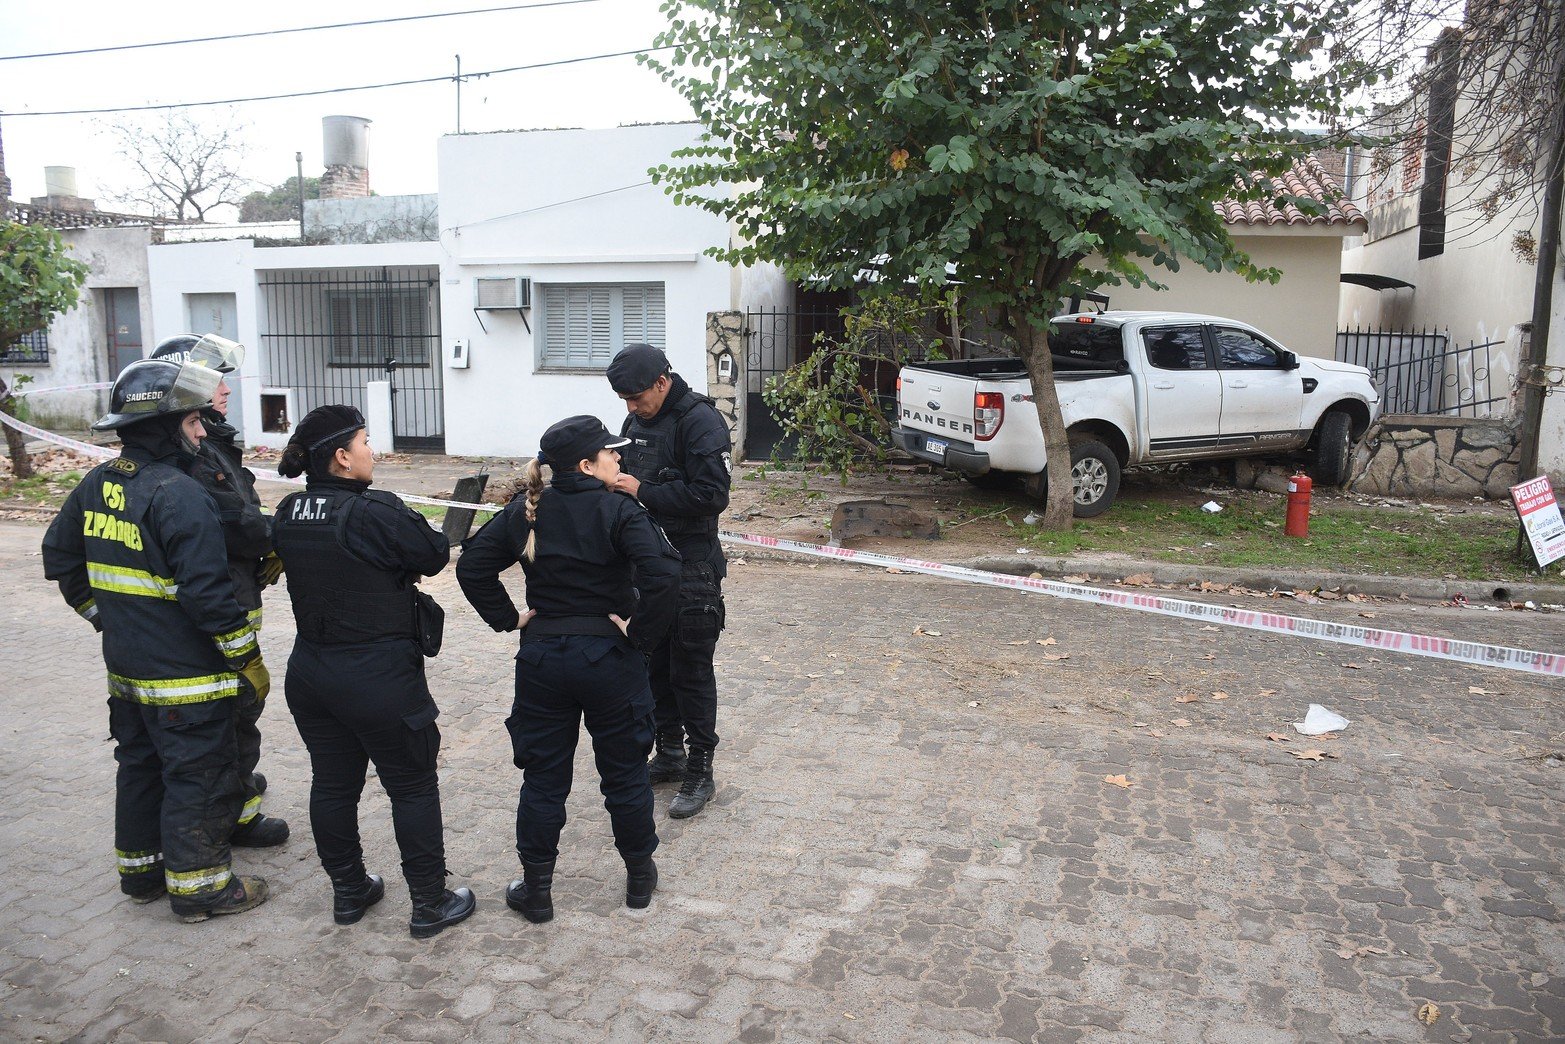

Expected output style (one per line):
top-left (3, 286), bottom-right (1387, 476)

top-left (1, 518), bottom-right (1561, 1042)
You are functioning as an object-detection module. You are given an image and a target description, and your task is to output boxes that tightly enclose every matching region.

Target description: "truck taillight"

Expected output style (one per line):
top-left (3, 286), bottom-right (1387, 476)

top-left (895, 377), bottom-right (902, 393)
top-left (974, 391), bottom-right (1004, 441)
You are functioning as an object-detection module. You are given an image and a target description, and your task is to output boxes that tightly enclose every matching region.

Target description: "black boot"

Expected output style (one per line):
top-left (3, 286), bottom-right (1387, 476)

top-left (170, 874), bottom-right (270, 923)
top-left (331, 871), bottom-right (385, 926)
top-left (625, 857), bottom-right (658, 909)
top-left (251, 771), bottom-right (268, 796)
top-left (668, 746), bottom-right (715, 819)
top-left (505, 860), bottom-right (555, 923)
top-left (409, 882), bottom-right (476, 939)
top-left (231, 813), bottom-right (290, 848)
top-left (647, 730), bottom-right (687, 785)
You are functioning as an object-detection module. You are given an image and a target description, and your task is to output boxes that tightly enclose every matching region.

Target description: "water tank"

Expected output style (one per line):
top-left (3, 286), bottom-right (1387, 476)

top-left (322, 116), bottom-right (372, 169)
top-left (44, 165), bottom-right (79, 197)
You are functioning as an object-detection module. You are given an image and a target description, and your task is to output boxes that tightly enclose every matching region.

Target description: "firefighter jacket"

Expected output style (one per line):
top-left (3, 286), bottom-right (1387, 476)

top-left (457, 469), bottom-right (682, 653)
top-left (272, 477), bottom-right (449, 645)
top-left (617, 374), bottom-right (732, 539)
top-left (42, 448), bottom-right (259, 706)
top-left (190, 412), bottom-right (269, 614)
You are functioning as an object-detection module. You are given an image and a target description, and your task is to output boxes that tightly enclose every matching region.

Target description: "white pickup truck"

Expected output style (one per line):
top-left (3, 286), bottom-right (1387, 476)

top-left (890, 311), bottom-right (1380, 516)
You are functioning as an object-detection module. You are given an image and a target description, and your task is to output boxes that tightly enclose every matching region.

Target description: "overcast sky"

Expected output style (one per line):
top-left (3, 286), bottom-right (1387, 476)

top-left (0, 0), bottom-right (697, 214)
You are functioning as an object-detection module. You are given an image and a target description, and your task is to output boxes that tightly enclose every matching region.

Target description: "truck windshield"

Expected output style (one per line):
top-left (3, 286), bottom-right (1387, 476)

top-left (1048, 322), bottom-right (1124, 365)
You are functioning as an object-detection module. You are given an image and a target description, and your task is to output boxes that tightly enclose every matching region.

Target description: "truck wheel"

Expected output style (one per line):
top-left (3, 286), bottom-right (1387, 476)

top-left (1068, 437), bottom-right (1121, 517)
top-left (963, 471), bottom-right (1016, 491)
top-left (1310, 410), bottom-right (1354, 487)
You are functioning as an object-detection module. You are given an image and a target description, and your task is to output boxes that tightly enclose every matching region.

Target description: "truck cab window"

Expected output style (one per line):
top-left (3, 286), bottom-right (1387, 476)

top-left (1142, 327), bottom-right (1208, 370)
top-left (1214, 327), bottom-right (1283, 369)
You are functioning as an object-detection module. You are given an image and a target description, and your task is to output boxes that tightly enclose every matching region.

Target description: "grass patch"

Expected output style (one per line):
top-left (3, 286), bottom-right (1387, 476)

top-left (1008, 490), bottom-right (1557, 583)
top-left (0, 471), bottom-right (82, 505)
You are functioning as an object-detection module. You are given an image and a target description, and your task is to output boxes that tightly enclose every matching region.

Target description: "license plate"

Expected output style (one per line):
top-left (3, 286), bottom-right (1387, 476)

top-left (924, 436), bottom-right (949, 457)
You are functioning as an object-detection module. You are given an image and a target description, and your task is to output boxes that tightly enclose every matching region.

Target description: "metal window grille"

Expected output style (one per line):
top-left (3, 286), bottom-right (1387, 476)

top-left (1, 328), bottom-right (50, 365)
top-left (538, 282), bottom-right (664, 370)
top-left (1336, 327), bottom-right (1504, 417)
top-left (259, 267), bottom-right (445, 451)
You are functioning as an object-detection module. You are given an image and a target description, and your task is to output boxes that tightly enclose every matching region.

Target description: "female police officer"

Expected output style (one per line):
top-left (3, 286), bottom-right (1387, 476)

top-left (457, 416), bottom-right (681, 922)
top-left (271, 405), bottom-right (475, 938)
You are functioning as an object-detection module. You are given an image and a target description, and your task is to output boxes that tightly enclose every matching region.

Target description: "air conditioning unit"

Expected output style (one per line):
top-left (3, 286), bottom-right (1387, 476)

top-left (474, 277), bottom-right (531, 310)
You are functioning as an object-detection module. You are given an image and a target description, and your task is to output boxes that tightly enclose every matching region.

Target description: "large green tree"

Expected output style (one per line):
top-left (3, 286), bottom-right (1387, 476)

top-left (647, 0), bottom-right (1384, 525)
top-left (0, 223), bottom-right (89, 479)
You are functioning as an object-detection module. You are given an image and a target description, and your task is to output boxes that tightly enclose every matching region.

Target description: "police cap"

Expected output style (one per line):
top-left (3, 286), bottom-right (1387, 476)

top-left (606, 343), bottom-right (671, 395)
top-left (538, 415), bottom-right (630, 468)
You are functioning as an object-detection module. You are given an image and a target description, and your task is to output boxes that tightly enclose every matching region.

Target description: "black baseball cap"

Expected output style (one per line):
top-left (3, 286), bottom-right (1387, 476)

top-left (538, 415), bottom-right (630, 468)
top-left (606, 343), bottom-right (671, 395)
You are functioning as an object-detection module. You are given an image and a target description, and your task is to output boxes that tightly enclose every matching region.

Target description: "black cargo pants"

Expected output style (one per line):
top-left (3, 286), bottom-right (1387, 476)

top-left (109, 696), bottom-right (243, 904)
top-left (649, 536), bottom-right (725, 751)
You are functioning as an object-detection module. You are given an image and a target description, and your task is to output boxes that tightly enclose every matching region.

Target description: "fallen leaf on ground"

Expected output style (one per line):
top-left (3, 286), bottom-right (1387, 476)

top-left (1416, 1003), bottom-right (1440, 1025)
top-left (1063, 574), bottom-right (1088, 584)
top-left (1037, 637), bottom-right (1058, 646)
top-left (1041, 653), bottom-right (1070, 661)
top-left (1257, 688), bottom-right (1278, 697)
top-left (1175, 694), bottom-right (1200, 704)
top-left (1132, 722), bottom-right (1149, 728)
top-left (1266, 733), bottom-right (1289, 742)
top-left (913, 627), bottom-right (942, 638)
top-left (1342, 663), bottom-right (1363, 670)
top-left (1103, 774), bottom-right (1134, 789)
top-left (1316, 732), bottom-right (1339, 740)
top-left (1468, 686), bottom-right (1490, 695)
top-left (1122, 573), bottom-right (1155, 587)
top-left (1171, 718), bottom-right (1192, 728)
top-left (1211, 691), bottom-right (1230, 701)
top-left (1007, 640), bottom-right (1029, 646)
top-left (1335, 944), bottom-right (1388, 960)
top-left (1148, 729), bottom-right (1165, 738)
top-left (1318, 590), bottom-right (1342, 601)
top-left (1358, 612), bottom-right (1378, 619)
top-left (1291, 749), bottom-right (1338, 761)
top-left (886, 567), bottom-right (904, 574)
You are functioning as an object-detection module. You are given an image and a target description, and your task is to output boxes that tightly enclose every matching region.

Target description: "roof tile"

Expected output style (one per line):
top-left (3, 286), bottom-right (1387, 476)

top-left (1217, 156), bottom-right (1366, 229)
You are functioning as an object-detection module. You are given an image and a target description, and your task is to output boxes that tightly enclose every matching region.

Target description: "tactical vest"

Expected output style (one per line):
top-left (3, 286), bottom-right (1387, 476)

top-left (621, 390), bottom-right (719, 539)
top-left (274, 487), bottom-right (417, 644)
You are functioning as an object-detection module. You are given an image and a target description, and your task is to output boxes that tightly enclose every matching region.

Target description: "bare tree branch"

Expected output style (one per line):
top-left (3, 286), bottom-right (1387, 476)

top-left (102, 109), bottom-right (253, 222)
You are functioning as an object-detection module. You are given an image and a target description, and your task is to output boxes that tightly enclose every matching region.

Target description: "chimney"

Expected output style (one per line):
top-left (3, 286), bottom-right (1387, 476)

top-left (319, 115), bottom-right (371, 199)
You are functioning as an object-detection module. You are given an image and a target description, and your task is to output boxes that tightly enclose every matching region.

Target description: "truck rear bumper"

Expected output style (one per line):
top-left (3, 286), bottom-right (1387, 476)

top-left (891, 427), bottom-right (991, 475)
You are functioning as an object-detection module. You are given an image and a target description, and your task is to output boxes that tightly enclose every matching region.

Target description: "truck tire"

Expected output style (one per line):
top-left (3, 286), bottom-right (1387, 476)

top-left (1027, 437), bottom-right (1122, 517)
top-left (1310, 410), bottom-right (1354, 487)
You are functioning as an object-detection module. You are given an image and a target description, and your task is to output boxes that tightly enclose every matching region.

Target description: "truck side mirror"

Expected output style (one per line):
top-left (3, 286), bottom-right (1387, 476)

top-left (1279, 350), bottom-right (1299, 370)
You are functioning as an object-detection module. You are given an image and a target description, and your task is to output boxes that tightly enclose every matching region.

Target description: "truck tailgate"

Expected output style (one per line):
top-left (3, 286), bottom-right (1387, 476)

top-left (897, 368), bottom-right (977, 444)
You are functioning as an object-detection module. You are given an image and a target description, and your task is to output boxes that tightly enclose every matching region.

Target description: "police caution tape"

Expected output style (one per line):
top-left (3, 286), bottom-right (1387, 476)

top-left (718, 531), bottom-right (1565, 679)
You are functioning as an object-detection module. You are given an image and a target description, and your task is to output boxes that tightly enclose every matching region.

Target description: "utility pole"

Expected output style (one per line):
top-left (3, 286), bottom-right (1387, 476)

top-left (295, 152), bottom-right (305, 241)
top-left (455, 55), bottom-right (462, 134)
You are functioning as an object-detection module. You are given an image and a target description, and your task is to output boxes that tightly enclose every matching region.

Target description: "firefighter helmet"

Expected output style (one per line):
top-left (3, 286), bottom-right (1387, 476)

top-left (92, 358), bottom-right (220, 431)
top-left (149, 332), bottom-right (246, 374)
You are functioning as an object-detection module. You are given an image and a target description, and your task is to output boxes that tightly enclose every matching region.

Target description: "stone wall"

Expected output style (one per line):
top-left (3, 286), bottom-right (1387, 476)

top-left (706, 311), bottom-right (744, 456)
top-left (1349, 414), bottom-right (1521, 499)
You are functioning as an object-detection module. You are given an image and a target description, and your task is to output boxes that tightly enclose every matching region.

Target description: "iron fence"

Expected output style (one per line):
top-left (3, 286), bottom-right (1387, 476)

top-left (258, 267), bottom-right (445, 452)
top-left (1336, 327), bottom-right (1506, 418)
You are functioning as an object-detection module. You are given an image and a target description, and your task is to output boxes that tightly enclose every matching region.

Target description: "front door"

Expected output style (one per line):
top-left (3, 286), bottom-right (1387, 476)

top-left (105, 288), bottom-right (142, 376)
top-left (186, 293), bottom-right (243, 438)
top-left (1212, 325), bottom-right (1306, 450)
top-left (1138, 324), bottom-right (1224, 459)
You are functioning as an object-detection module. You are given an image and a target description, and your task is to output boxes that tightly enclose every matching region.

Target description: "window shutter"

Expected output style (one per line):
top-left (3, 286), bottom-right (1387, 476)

top-left (541, 285), bottom-right (570, 368)
top-left (535, 282), bottom-right (665, 369)
top-left (329, 294), bottom-right (353, 364)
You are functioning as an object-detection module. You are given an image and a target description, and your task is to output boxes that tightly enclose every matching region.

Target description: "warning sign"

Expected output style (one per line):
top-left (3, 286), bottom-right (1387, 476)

top-left (1511, 476), bottom-right (1565, 568)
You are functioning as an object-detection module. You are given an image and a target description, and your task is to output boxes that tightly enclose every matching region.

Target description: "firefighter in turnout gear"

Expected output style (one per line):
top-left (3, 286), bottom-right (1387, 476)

top-left (605, 344), bottom-right (731, 820)
top-left (150, 334), bottom-right (289, 848)
top-left (271, 405), bottom-right (475, 938)
top-left (42, 358), bottom-right (270, 922)
top-left (457, 415), bottom-right (681, 921)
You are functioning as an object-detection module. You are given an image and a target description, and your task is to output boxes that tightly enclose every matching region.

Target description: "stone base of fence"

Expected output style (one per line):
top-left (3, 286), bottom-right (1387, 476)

top-left (1349, 414), bottom-right (1520, 499)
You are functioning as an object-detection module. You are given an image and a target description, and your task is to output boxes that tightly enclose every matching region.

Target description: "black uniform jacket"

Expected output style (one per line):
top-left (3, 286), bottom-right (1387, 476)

top-left (456, 470), bottom-right (682, 653)
top-left (618, 374), bottom-right (731, 535)
top-left (191, 413), bottom-right (270, 611)
top-left (42, 446), bottom-right (257, 704)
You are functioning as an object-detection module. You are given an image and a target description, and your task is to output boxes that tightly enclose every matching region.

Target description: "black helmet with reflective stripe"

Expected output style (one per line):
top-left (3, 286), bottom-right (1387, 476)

top-left (149, 333), bottom-right (246, 374)
top-left (93, 358), bottom-right (220, 431)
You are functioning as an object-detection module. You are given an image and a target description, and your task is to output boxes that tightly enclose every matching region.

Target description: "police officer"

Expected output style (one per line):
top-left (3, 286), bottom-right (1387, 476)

top-left (149, 334), bottom-right (289, 848)
top-left (42, 358), bottom-right (270, 921)
top-left (605, 344), bottom-right (731, 819)
top-left (270, 405), bottom-right (474, 938)
top-left (457, 416), bottom-right (681, 921)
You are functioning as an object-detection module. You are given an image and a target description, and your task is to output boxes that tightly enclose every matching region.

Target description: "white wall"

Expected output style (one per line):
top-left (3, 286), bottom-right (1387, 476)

top-left (6, 226), bottom-right (152, 429)
top-left (1100, 228), bottom-right (1350, 359)
top-left (437, 123), bottom-right (734, 457)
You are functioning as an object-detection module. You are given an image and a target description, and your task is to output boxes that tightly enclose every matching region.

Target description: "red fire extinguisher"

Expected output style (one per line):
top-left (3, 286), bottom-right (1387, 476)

top-left (1285, 473), bottom-right (1312, 537)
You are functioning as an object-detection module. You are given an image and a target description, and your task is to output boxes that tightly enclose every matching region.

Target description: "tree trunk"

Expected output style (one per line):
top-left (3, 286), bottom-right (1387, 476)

top-left (1015, 321), bottom-right (1074, 528)
top-left (0, 376), bottom-right (36, 481)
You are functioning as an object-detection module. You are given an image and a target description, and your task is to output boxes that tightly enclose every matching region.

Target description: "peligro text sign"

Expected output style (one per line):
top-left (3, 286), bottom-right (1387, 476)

top-left (1510, 476), bottom-right (1565, 568)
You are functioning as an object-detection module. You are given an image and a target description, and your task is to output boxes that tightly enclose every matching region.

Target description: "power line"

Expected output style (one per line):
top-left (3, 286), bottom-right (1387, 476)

top-left (0, 0), bottom-right (603, 62)
top-left (1, 45), bottom-right (677, 118)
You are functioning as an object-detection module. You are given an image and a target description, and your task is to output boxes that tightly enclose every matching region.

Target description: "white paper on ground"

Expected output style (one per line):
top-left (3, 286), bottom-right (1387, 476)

top-left (1294, 704), bottom-right (1350, 735)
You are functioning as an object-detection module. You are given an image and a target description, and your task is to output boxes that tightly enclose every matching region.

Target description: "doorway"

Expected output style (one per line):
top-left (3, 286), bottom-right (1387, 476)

top-left (105, 288), bottom-right (142, 376)
top-left (186, 293), bottom-right (244, 440)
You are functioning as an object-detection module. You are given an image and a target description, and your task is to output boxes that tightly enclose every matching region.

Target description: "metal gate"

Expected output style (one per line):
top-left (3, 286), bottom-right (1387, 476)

top-left (743, 307), bottom-right (846, 459)
top-left (259, 267), bottom-right (445, 452)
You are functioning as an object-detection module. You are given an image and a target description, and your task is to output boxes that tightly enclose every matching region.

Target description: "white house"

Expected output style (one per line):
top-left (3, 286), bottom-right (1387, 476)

top-left (436, 122), bottom-right (734, 457)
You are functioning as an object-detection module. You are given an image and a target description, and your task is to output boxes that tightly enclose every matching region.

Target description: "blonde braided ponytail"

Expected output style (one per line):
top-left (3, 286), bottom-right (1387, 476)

top-left (522, 457), bottom-right (546, 562)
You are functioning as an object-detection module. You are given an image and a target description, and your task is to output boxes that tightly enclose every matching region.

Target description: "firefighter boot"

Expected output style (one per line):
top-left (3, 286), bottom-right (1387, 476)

top-left (331, 869), bottom-right (385, 925)
top-left (409, 882), bottom-right (476, 939)
top-left (646, 730), bottom-right (687, 785)
top-left (667, 745), bottom-right (715, 819)
top-left (171, 875), bottom-right (270, 923)
top-left (625, 857), bottom-right (658, 909)
top-left (505, 860), bottom-right (555, 923)
top-left (230, 813), bottom-right (291, 848)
